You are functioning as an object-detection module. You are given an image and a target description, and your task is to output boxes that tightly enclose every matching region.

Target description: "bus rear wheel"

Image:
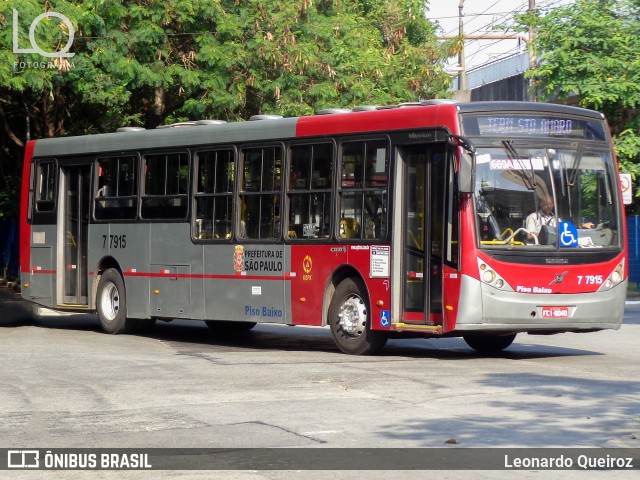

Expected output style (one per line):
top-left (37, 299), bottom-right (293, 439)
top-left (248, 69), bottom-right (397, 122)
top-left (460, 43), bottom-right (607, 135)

top-left (96, 268), bottom-right (131, 334)
top-left (463, 334), bottom-right (516, 354)
top-left (329, 277), bottom-right (387, 355)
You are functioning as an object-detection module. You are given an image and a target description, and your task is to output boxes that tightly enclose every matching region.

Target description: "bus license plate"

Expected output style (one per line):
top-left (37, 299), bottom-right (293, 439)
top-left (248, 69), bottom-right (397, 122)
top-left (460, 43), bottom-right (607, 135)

top-left (540, 306), bottom-right (571, 319)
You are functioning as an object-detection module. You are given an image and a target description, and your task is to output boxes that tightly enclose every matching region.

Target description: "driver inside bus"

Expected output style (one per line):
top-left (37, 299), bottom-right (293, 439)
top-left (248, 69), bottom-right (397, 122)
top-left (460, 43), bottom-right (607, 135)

top-left (525, 195), bottom-right (594, 243)
top-left (525, 196), bottom-right (556, 243)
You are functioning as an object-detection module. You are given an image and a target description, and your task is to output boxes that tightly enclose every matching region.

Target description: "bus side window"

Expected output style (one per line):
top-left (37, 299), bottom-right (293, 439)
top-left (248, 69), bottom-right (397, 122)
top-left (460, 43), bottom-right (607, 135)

top-left (141, 152), bottom-right (189, 220)
top-left (94, 155), bottom-right (138, 220)
top-left (193, 149), bottom-right (234, 240)
top-left (239, 146), bottom-right (282, 240)
top-left (35, 160), bottom-right (57, 212)
top-left (287, 143), bottom-right (333, 240)
top-left (339, 140), bottom-right (389, 240)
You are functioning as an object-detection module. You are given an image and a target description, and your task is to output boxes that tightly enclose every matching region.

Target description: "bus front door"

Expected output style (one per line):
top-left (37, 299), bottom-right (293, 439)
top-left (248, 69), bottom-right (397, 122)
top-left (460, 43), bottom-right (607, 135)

top-left (400, 145), bottom-right (445, 325)
top-left (58, 165), bottom-right (90, 306)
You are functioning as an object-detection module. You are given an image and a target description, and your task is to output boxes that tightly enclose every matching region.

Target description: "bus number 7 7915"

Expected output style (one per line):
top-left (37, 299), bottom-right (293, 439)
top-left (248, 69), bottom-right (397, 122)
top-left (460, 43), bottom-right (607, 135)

top-left (20, 100), bottom-right (627, 355)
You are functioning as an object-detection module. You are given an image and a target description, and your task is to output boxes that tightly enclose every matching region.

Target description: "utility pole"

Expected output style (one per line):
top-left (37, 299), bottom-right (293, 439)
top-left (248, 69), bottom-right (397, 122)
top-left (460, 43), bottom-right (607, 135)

top-left (528, 0), bottom-right (537, 101)
top-left (458, 0), bottom-right (467, 91)
top-left (528, 0), bottom-right (536, 70)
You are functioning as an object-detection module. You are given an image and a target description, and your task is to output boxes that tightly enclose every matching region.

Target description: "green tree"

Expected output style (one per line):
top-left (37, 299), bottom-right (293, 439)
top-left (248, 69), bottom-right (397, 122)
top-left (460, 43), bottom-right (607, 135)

top-left (0, 0), bottom-right (451, 217)
top-left (515, 0), bottom-right (640, 179)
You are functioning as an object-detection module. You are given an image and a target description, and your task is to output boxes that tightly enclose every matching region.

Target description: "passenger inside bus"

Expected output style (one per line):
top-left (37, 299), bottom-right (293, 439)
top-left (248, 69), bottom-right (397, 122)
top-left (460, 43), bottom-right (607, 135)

top-left (96, 164), bottom-right (109, 197)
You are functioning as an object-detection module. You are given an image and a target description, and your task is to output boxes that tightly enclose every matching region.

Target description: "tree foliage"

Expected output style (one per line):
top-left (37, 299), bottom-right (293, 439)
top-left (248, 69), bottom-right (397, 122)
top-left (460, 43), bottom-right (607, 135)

top-left (515, 0), bottom-right (640, 179)
top-left (0, 0), bottom-right (451, 216)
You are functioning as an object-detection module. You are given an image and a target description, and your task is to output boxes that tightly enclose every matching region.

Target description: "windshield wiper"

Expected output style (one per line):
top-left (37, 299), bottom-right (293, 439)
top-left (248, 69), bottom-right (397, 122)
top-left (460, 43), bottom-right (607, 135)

top-left (502, 140), bottom-right (537, 190)
top-left (567, 144), bottom-right (583, 188)
top-left (563, 144), bottom-right (585, 220)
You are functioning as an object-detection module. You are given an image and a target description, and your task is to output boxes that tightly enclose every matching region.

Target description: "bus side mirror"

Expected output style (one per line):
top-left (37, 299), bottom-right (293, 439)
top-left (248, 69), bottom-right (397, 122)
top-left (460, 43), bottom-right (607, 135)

top-left (458, 150), bottom-right (475, 193)
top-left (449, 135), bottom-right (475, 193)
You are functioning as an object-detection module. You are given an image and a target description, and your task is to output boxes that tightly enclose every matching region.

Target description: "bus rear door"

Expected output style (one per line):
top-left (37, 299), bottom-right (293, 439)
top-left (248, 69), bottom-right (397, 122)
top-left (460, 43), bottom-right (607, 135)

top-left (57, 165), bottom-right (91, 306)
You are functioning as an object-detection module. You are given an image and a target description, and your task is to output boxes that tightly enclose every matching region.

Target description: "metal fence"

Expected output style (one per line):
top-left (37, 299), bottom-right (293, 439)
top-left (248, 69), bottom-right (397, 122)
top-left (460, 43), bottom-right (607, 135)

top-left (628, 216), bottom-right (640, 290)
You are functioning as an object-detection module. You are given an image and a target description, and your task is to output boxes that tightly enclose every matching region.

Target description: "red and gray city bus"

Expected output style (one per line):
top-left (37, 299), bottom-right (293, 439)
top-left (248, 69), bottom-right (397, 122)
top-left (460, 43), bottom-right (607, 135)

top-left (19, 101), bottom-right (627, 354)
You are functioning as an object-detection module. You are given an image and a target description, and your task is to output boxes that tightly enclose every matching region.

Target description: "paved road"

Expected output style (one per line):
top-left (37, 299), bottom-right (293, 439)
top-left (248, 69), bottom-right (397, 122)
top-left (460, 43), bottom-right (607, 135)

top-left (1, 287), bottom-right (638, 479)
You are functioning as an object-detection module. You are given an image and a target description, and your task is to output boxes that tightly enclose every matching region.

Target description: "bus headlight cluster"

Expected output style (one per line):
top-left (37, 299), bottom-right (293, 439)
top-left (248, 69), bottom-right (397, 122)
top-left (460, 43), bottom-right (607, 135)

top-left (477, 258), bottom-right (512, 291)
top-left (482, 269), bottom-right (495, 283)
top-left (598, 260), bottom-right (625, 292)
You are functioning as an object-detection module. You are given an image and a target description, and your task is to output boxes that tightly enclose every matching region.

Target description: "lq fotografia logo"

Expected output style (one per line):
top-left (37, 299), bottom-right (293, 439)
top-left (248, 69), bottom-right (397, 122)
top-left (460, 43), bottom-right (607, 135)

top-left (12, 9), bottom-right (75, 71)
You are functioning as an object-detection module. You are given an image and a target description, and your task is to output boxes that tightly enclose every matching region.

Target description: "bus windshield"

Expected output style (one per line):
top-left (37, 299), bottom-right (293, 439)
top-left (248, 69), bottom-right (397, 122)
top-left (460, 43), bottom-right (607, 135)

top-left (473, 142), bottom-right (620, 249)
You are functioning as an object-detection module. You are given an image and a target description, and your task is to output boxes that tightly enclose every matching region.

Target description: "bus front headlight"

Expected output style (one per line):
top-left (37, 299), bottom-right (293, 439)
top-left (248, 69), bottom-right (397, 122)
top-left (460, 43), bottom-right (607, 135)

top-left (477, 257), bottom-right (513, 291)
top-left (598, 260), bottom-right (625, 292)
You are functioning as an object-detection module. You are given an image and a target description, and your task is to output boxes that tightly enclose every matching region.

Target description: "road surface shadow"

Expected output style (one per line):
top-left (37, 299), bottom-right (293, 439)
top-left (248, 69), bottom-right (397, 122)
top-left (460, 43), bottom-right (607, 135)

top-left (377, 371), bottom-right (640, 447)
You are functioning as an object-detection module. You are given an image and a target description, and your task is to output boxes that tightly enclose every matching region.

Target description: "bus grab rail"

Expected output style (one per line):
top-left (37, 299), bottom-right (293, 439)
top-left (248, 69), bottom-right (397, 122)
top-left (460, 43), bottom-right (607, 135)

top-left (480, 227), bottom-right (536, 246)
top-left (501, 227), bottom-right (537, 245)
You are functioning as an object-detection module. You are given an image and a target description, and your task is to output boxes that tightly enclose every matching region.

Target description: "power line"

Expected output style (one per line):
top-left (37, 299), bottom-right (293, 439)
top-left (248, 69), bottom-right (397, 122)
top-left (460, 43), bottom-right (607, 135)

top-left (464, 4), bottom-right (529, 65)
top-left (435, 0), bottom-right (540, 71)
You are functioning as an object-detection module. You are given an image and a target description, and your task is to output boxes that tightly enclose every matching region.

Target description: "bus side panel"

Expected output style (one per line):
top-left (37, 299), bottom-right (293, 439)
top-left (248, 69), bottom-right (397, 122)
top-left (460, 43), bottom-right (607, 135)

top-left (442, 264), bottom-right (462, 333)
top-left (103, 223), bottom-right (151, 319)
top-left (88, 223), bottom-right (107, 310)
top-left (26, 224), bottom-right (57, 307)
top-left (29, 246), bottom-right (54, 304)
top-left (346, 246), bottom-right (393, 330)
top-left (445, 193), bottom-right (481, 332)
top-left (147, 223), bottom-right (194, 319)
top-left (289, 245), bottom-right (348, 326)
top-left (288, 245), bottom-right (392, 330)
top-left (203, 244), bottom-right (286, 324)
top-left (203, 244), bottom-right (241, 321)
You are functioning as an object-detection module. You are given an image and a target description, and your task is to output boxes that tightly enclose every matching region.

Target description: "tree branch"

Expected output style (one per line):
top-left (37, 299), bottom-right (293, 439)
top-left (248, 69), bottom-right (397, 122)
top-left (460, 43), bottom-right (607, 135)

top-left (0, 106), bottom-right (25, 147)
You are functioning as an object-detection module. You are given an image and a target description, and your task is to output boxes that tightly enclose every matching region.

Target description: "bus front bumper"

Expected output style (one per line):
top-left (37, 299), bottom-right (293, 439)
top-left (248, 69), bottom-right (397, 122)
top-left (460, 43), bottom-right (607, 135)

top-left (454, 275), bottom-right (626, 333)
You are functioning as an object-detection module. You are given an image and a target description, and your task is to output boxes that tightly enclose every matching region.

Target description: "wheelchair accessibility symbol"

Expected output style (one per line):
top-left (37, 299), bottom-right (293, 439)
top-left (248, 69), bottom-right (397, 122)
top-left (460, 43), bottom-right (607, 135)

top-left (559, 221), bottom-right (578, 247)
top-left (380, 310), bottom-right (391, 328)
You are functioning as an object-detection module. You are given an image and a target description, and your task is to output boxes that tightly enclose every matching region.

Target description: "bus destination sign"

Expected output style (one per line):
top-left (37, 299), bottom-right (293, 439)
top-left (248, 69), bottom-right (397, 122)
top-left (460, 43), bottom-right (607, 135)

top-left (462, 115), bottom-right (605, 141)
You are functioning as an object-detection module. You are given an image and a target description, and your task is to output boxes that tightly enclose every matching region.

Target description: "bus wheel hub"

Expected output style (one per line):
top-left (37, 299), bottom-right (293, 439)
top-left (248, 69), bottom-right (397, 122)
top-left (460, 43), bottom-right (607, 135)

top-left (338, 295), bottom-right (366, 336)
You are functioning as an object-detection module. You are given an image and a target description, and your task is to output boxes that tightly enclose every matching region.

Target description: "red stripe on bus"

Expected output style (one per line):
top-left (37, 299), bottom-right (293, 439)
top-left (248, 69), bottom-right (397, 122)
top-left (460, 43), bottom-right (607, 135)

top-left (20, 140), bottom-right (36, 275)
top-left (27, 270), bottom-right (288, 281)
top-left (295, 104), bottom-right (460, 137)
top-left (123, 271), bottom-right (288, 281)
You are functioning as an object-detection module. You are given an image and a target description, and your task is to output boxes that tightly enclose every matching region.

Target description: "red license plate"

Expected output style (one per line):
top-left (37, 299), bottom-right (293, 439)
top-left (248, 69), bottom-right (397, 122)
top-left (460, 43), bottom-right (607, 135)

top-left (540, 306), bottom-right (571, 319)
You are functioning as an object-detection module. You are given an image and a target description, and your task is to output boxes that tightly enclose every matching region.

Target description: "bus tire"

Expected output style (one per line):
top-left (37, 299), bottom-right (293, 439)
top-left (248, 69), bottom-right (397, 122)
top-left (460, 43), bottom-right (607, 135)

top-left (463, 333), bottom-right (516, 354)
top-left (96, 268), bottom-right (130, 334)
top-left (205, 320), bottom-right (257, 332)
top-left (329, 277), bottom-right (387, 355)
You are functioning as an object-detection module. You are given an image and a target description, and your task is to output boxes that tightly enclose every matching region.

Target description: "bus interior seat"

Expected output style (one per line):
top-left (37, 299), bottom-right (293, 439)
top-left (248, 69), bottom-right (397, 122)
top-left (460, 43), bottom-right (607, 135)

top-left (339, 218), bottom-right (360, 239)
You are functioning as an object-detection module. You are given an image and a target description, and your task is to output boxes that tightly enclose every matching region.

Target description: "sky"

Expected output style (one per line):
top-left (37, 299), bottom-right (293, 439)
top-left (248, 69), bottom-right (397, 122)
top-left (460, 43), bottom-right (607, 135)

top-left (425, 0), bottom-right (573, 71)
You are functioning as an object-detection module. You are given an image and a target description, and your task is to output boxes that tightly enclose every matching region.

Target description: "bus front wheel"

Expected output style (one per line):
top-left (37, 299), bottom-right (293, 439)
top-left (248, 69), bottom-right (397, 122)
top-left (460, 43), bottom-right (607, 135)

top-left (463, 334), bottom-right (516, 354)
top-left (96, 268), bottom-right (130, 334)
top-left (329, 278), bottom-right (387, 355)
